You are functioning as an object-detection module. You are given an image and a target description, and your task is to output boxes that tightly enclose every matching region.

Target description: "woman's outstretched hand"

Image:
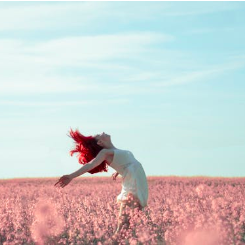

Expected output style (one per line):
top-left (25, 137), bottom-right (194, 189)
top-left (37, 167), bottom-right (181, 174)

top-left (54, 175), bottom-right (72, 188)
top-left (112, 172), bottom-right (119, 181)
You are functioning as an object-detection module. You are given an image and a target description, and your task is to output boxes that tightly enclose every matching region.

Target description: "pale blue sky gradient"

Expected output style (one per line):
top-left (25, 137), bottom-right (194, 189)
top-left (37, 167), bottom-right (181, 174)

top-left (0, 2), bottom-right (245, 179)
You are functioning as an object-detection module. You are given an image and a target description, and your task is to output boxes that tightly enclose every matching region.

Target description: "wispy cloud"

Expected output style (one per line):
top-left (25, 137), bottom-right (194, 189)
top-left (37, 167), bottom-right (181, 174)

top-left (164, 2), bottom-right (240, 16)
top-left (0, 77), bottom-right (97, 95)
top-left (0, 32), bottom-right (174, 95)
top-left (1, 35), bottom-right (244, 97)
top-left (152, 60), bottom-right (245, 88)
top-left (184, 27), bottom-right (237, 35)
top-left (1, 2), bottom-right (242, 98)
top-left (0, 2), bottom-right (106, 31)
top-left (0, 2), bottom-right (170, 31)
top-left (0, 98), bottom-right (129, 107)
top-left (0, 2), bottom-right (241, 32)
top-left (25, 32), bottom-right (174, 62)
top-left (1, 31), bottom-right (244, 98)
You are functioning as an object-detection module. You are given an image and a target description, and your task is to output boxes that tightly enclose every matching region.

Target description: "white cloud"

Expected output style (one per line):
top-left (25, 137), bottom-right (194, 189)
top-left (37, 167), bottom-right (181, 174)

top-left (184, 27), bottom-right (237, 35)
top-left (0, 78), bottom-right (97, 94)
top-left (0, 2), bottom-right (240, 32)
top-left (152, 60), bottom-right (245, 87)
top-left (0, 2), bottom-right (105, 31)
top-left (0, 32), bottom-right (244, 97)
top-left (164, 2), bottom-right (240, 16)
top-left (0, 1), bottom-right (243, 97)
top-left (0, 32), bottom-right (174, 95)
top-left (0, 98), bottom-right (129, 107)
top-left (24, 32), bottom-right (174, 62)
top-left (0, 2), bottom-right (168, 31)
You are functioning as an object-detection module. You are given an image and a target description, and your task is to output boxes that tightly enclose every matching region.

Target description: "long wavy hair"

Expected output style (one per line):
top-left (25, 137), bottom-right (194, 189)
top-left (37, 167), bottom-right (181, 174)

top-left (68, 128), bottom-right (108, 174)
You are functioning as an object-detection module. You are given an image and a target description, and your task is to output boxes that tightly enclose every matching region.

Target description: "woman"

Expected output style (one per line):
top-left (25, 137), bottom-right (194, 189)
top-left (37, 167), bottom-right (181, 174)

top-left (55, 129), bottom-right (149, 235)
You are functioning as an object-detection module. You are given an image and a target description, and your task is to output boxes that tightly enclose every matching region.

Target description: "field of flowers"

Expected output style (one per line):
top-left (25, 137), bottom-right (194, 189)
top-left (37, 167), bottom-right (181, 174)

top-left (0, 176), bottom-right (245, 245)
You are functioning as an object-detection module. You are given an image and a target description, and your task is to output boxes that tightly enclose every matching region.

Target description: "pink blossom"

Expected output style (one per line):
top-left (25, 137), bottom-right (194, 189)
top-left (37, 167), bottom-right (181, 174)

top-left (0, 176), bottom-right (245, 244)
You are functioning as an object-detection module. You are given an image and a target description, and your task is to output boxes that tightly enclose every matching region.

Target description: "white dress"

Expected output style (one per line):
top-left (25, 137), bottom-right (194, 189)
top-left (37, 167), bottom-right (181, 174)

top-left (109, 149), bottom-right (149, 208)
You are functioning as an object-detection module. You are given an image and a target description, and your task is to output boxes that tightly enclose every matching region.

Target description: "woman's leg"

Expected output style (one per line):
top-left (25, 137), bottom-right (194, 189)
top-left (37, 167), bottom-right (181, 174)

top-left (115, 193), bottom-right (142, 234)
top-left (115, 202), bottom-right (128, 234)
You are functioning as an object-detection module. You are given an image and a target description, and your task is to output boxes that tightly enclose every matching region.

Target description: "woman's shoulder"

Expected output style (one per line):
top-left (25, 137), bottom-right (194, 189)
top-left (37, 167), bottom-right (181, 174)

top-left (103, 148), bottom-right (119, 155)
top-left (102, 148), bottom-right (123, 159)
top-left (102, 148), bottom-right (119, 165)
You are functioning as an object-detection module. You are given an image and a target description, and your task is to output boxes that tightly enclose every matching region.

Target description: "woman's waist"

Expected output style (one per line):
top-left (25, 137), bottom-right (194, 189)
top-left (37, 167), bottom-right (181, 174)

top-left (123, 160), bottom-right (141, 168)
top-left (122, 161), bottom-right (142, 174)
top-left (111, 161), bottom-right (141, 174)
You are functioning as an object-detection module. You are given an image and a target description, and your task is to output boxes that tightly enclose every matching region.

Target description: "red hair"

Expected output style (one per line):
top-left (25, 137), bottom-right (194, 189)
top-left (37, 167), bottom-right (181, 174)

top-left (68, 128), bottom-right (108, 174)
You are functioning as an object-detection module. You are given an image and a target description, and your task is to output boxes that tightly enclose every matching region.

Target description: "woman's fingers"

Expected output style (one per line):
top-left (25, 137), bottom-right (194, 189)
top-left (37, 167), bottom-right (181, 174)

top-left (54, 176), bottom-right (67, 187)
top-left (54, 180), bottom-right (61, 187)
top-left (55, 181), bottom-right (62, 187)
top-left (58, 182), bottom-right (65, 188)
top-left (112, 173), bottom-right (118, 181)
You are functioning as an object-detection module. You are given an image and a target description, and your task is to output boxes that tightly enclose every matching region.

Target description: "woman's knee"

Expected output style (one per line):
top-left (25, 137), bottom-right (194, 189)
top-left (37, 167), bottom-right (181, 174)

top-left (126, 194), bottom-right (141, 209)
top-left (118, 210), bottom-right (130, 225)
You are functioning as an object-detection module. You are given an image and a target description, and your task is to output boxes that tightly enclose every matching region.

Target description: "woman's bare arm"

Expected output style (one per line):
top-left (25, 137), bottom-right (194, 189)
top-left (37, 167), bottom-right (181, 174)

top-left (69, 164), bottom-right (92, 179)
top-left (55, 164), bottom-right (93, 188)
top-left (55, 149), bottom-right (108, 188)
top-left (69, 149), bottom-right (107, 179)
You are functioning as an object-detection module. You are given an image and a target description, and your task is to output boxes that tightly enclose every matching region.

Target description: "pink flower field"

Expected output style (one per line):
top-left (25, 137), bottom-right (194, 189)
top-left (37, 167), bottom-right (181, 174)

top-left (1, 176), bottom-right (245, 245)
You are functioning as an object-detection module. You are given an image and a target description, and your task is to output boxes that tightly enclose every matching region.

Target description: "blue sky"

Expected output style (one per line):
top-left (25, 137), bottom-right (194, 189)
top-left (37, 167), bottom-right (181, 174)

top-left (0, 1), bottom-right (245, 179)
